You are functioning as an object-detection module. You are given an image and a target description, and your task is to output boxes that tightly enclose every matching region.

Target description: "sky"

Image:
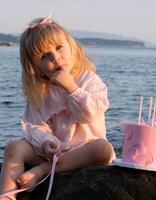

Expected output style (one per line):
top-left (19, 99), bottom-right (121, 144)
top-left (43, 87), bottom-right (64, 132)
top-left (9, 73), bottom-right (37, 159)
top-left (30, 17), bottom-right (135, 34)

top-left (0, 0), bottom-right (156, 44)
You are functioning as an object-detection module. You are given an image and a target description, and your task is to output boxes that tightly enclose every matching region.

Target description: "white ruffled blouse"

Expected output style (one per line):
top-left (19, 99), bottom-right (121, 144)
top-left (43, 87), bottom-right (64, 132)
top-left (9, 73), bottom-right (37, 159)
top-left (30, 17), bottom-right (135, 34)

top-left (21, 71), bottom-right (109, 157)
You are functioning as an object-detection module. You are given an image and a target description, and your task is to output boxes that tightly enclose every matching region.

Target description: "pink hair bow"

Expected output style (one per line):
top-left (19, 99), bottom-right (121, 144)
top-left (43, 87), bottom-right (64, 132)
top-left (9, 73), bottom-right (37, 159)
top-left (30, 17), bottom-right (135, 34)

top-left (27, 14), bottom-right (52, 29)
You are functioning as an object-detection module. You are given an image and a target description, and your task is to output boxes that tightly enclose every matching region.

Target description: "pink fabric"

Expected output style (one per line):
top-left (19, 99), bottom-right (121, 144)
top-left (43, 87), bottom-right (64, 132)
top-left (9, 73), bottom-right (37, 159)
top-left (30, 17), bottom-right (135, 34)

top-left (0, 72), bottom-right (109, 199)
top-left (21, 71), bottom-right (109, 157)
top-left (46, 154), bottom-right (58, 200)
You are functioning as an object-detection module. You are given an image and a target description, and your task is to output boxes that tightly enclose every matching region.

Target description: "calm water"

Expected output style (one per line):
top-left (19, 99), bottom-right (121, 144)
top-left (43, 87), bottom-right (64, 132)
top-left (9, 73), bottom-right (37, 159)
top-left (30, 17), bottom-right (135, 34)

top-left (0, 46), bottom-right (156, 162)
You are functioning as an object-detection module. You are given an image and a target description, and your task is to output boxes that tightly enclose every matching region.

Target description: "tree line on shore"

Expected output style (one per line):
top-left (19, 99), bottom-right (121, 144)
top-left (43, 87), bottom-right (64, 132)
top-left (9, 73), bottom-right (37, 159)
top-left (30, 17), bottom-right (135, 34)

top-left (0, 33), bottom-right (145, 48)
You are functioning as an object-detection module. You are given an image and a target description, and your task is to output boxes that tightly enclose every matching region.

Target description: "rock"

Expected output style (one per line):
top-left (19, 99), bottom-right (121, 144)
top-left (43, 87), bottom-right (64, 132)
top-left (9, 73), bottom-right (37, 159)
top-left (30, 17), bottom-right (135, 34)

top-left (0, 41), bottom-right (16, 46)
top-left (1, 164), bottom-right (156, 200)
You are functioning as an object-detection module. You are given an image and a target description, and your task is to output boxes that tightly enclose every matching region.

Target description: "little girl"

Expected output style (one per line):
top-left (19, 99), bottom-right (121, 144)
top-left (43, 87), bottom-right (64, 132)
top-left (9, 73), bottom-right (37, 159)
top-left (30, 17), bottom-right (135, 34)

top-left (0, 15), bottom-right (115, 200)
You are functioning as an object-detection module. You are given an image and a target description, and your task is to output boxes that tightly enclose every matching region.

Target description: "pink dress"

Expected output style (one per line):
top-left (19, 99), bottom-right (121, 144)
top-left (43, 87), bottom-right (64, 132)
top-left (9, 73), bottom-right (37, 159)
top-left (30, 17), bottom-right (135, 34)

top-left (21, 71), bottom-right (109, 157)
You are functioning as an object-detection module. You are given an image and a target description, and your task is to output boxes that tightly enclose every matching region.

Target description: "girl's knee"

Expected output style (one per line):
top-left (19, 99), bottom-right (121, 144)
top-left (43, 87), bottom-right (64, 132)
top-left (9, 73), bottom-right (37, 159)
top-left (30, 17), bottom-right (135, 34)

top-left (5, 140), bottom-right (20, 157)
top-left (4, 139), bottom-right (31, 158)
top-left (94, 139), bottom-right (115, 164)
top-left (106, 142), bottom-right (116, 163)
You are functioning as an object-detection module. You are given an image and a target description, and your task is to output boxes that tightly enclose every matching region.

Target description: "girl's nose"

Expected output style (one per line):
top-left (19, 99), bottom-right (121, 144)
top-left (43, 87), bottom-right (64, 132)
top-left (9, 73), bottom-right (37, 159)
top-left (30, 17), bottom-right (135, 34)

top-left (52, 52), bottom-right (60, 65)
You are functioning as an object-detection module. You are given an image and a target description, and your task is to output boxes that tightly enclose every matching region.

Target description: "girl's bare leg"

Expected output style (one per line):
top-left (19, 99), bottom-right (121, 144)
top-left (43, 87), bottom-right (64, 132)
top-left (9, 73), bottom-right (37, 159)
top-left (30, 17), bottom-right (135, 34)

top-left (0, 138), bottom-right (115, 197)
top-left (17, 138), bottom-right (115, 190)
top-left (56, 138), bottom-right (115, 172)
top-left (0, 139), bottom-right (45, 199)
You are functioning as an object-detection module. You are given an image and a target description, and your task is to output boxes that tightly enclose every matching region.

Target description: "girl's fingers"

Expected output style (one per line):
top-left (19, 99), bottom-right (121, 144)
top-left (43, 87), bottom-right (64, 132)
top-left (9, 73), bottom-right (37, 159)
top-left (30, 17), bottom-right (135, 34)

top-left (16, 178), bottom-right (21, 185)
top-left (49, 143), bottom-right (58, 149)
top-left (46, 147), bottom-right (61, 161)
top-left (16, 178), bottom-right (26, 186)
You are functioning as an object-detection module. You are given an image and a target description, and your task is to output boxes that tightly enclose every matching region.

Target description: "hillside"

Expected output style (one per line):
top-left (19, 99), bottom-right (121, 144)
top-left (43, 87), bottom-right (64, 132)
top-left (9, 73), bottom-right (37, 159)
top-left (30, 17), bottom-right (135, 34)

top-left (0, 33), bottom-right (19, 43)
top-left (0, 32), bottom-right (145, 48)
top-left (78, 38), bottom-right (144, 48)
top-left (0, 33), bottom-right (19, 46)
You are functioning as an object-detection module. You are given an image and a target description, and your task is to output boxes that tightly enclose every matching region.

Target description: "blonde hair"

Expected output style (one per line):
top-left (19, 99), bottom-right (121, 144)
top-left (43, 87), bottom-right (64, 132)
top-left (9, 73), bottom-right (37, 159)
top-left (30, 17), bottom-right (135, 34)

top-left (20, 17), bottom-right (95, 108)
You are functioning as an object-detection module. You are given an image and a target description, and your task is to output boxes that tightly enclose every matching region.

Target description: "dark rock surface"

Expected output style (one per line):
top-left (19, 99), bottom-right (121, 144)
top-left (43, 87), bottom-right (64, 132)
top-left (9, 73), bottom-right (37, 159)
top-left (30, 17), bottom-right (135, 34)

top-left (1, 164), bottom-right (156, 200)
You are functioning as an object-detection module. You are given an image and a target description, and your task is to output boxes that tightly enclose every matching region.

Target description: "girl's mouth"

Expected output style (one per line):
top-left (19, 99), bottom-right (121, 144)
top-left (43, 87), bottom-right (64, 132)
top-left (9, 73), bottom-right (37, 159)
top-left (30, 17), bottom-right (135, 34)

top-left (56, 66), bottom-right (62, 71)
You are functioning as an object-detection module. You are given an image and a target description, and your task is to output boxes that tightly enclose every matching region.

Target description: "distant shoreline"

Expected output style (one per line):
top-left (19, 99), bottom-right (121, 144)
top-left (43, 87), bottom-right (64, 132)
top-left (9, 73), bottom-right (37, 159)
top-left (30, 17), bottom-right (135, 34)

top-left (78, 38), bottom-right (145, 48)
top-left (0, 33), bottom-right (146, 48)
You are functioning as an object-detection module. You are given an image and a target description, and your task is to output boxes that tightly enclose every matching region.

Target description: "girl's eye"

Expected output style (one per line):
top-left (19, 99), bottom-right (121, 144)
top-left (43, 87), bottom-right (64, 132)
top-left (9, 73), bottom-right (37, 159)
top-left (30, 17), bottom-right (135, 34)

top-left (56, 45), bottom-right (63, 50)
top-left (41, 53), bottom-right (50, 60)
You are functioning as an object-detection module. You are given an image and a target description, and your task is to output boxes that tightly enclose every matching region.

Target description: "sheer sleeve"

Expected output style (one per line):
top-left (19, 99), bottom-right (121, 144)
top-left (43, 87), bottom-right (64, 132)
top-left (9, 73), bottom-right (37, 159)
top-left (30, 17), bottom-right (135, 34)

top-left (67, 73), bottom-right (109, 123)
top-left (21, 104), bottom-right (60, 156)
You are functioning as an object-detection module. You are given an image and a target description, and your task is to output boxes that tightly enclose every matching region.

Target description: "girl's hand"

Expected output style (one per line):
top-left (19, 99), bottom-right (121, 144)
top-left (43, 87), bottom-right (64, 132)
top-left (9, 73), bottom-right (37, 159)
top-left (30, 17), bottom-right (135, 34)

top-left (41, 140), bottom-right (61, 160)
top-left (50, 68), bottom-right (78, 93)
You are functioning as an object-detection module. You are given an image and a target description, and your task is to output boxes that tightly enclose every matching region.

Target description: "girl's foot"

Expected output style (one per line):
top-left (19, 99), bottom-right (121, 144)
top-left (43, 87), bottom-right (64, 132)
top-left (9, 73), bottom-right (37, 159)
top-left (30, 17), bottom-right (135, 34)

top-left (16, 165), bottom-right (45, 192)
top-left (0, 195), bottom-right (16, 200)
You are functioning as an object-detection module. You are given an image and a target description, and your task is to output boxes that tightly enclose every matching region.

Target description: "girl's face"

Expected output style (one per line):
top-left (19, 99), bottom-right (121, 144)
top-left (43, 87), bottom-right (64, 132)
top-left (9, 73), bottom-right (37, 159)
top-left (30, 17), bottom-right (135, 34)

top-left (33, 37), bottom-right (73, 78)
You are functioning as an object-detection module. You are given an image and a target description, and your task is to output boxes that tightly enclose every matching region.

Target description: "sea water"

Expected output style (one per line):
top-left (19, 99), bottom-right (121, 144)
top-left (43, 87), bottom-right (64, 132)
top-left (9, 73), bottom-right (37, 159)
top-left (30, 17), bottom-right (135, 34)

top-left (0, 46), bottom-right (156, 162)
